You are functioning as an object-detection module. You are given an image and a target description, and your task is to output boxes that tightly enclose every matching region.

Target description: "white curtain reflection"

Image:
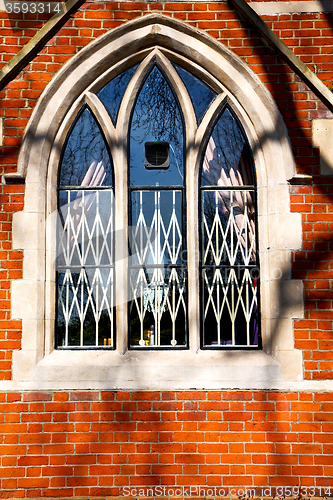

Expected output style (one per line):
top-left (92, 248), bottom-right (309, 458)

top-left (202, 137), bottom-right (256, 262)
top-left (57, 159), bottom-right (114, 346)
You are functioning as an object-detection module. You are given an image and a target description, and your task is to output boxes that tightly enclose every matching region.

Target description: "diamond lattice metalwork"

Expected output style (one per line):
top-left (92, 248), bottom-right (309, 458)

top-left (202, 267), bottom-right (258, 346)
top-left (57, 189), bottom-right (114, 347)
top-left (202, 189), bottom-right (256, 267)
top-left (130, 190), bottom-right (186, 347)
top-left (202, 189), bottom-right (258, 347)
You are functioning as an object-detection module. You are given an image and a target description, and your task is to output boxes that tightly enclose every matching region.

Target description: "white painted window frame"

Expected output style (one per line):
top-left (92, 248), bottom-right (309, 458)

top-left (8, 15), bottom-right (306, 390)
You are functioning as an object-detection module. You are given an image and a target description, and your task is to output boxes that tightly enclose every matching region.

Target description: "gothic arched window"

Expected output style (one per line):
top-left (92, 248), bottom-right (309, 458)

top-left (13, 16), bottom-right (304, 388)
top-left (56, 107), bottom-right (115, 348)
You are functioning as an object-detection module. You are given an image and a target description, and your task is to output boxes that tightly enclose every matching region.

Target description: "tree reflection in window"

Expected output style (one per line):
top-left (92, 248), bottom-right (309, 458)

top-left (172, 62), bottom-right (217, 124)
top-left (97, 63), bottom-right (139, 125)
top-left (129, 65), bottom-right (187, 348)
top-left (130, 65), bottom-right (183, 187)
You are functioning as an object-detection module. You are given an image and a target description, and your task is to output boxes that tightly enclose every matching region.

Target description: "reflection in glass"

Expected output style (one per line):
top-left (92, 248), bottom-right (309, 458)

top-left (201, 106), bottom-right (254, 187)
top-left (57, 268), bottom-right (114, 347)
top-left (57, 190), bottom-right (114, 269)
top-left (129, 65), bottom-right (187, 347)
top-left (129, 189), bottom-right (186, 347)
top-left (131, 190), bottom-right (183, 267)
top-left (173, 63), bottom-right (216, 124)
top-left (57, 190), bottom-right (114, 348)
top-left (202, 268), bottom-right (258, 347)
top-left (59, 106), bottom-right (113, 187)
top-left (57, 105), bottom-right (115, 348)
top-left (200, 106), bottom-right (259, 347)
top-left (129, 267), bottom-right (187, 347)
top-left (130, 65), bottom-right (184, 187)
top-left (202, 189), bottom-right (256, 267)
top-left (97, 63), bottom-right (139, 125)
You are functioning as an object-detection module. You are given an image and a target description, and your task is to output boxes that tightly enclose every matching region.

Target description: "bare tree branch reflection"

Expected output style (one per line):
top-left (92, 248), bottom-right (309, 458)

top-left (97, 64), bottom-right (139, 124)
top-left (130, 65), bottom-right (183, 172)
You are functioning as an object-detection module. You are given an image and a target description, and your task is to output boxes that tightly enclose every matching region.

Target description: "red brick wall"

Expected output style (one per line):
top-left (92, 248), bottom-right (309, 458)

top-left (0, 390), bottom-right (332, 497)
top-left (292, 179), bottom-right (333, 380)
top-left (1, 2), bottom-right (333, 495)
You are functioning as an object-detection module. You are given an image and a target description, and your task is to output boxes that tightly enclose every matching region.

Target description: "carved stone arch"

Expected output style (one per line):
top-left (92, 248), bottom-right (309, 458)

top-left (9, 14), bottom-right (305, 390)
top-left (15, 14), bottom-right (295, 182)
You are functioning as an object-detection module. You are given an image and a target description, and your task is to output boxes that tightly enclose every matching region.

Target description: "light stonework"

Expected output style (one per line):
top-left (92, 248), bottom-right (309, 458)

top-left (312, 119), bottom-right (333, 176)
top-left (250, 1), bottom-right (333, 15)
top-left (8, 14), bottom-right (311, 390)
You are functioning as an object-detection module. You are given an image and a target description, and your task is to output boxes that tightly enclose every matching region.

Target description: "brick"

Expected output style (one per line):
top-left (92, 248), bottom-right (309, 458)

top-left (292, 444), bottom-right (322, 454)
top-left (165, 3), bottom-right (192, 10)
top-left (70, 391), bottom-right (99, 401)
top-left (176, 411), bottom-right (206, 421)
top-left (129, 432), bottom-right (158, 442)
top-left (224, 412), bottom-right (252, 421)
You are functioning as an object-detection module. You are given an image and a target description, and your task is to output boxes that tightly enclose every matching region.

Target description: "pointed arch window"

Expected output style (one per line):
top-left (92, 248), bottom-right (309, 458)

top-left (56, 106), bottom-right (115, 348)
top-left (200, 106), bottom-right (259, 348)
top-left (128, 65), bottom-right (187, 348)
top-left (55, 53), bottom-right (260, 350)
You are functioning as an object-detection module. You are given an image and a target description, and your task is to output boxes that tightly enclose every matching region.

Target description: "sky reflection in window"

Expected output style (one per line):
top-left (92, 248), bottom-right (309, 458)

top-left (129, 65), bottom-right (184, 187)
top-left (97, 64), bottom-right (139, 125)
top-left (173, 62), bottom-right (216, 124)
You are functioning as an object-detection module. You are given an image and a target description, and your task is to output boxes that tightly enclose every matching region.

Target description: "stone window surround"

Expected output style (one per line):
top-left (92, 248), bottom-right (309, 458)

top-left (7, 14), bottom-right (306, 390)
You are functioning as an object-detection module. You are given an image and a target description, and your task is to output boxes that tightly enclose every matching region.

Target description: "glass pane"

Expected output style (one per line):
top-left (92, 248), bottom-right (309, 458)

top-left (129, 65), bottom-right (184, 187)
top-left (57, 190), bottom-right (114, 268)
top-left (201, 189), bottom-right (256, 266)
top-left (56, 189), bottom-right (114, 348)
top-left (131, 190), bottom-right (183, 266)
top-left (57, 268), bottom-right (114, 347)
top-left (129, 267), bottom-right (187, 347)
top-left (173, 63), bottom-right (216, 124)
top-left (59, 107), bottom-right (113, 187)
top-left (201, 106), bottom-right (259, 348)
top-left (97, 63), bottom-right (139, 125)
top-left (202, 268), bottom-right (259, 347)
top-left (201, 106), bottom-right (254, 187)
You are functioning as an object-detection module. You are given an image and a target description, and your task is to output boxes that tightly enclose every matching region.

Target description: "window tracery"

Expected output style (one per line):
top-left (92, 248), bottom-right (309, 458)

top-left (56, 57), bottom-right (260, 350)
top-left (10, 15), bottom-right (303, 388)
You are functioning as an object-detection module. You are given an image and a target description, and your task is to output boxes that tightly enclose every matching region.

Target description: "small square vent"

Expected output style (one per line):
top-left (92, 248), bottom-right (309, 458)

top-left (145, 142), bottom-right (170, 169)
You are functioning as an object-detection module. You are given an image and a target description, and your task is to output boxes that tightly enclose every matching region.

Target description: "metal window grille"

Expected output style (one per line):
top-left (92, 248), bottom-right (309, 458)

top-left (129, 189), bottom-right (187, 348)
top-left (201, 187), bottom-right (259, 347)
top-left (56, 189), bottom-right (115, 348)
